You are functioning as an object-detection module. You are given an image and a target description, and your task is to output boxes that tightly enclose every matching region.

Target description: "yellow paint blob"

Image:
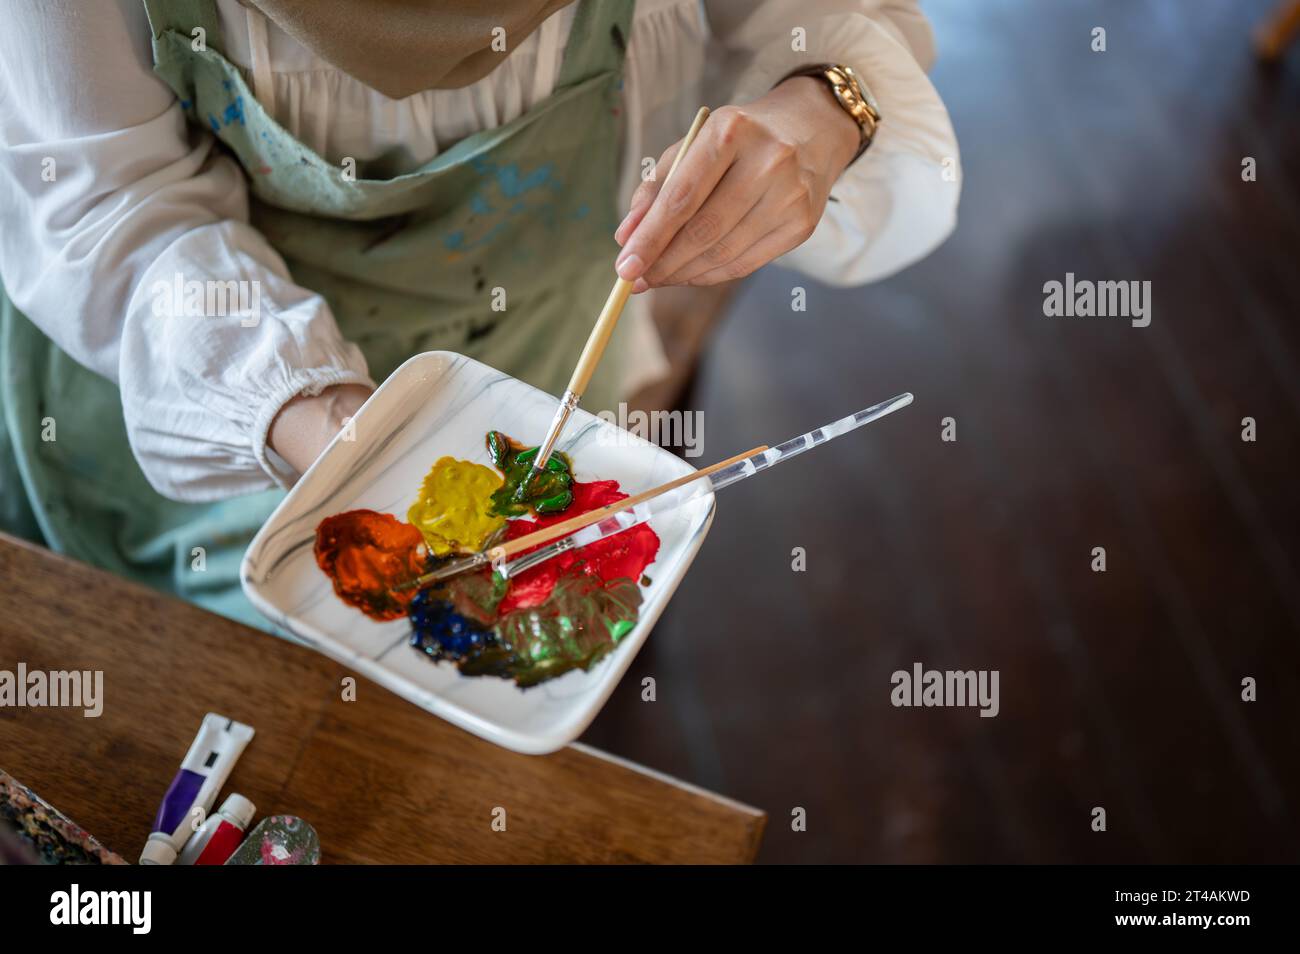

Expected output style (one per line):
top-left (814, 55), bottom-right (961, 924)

top-left (407, 457), bottom-right (506, 557)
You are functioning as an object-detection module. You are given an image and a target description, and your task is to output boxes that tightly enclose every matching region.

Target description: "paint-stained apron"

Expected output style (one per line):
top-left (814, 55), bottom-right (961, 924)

top-left (0, 0), bottom-right (636, 630)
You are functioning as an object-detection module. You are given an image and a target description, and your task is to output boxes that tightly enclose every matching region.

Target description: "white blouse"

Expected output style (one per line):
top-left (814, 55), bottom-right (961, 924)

top-left (0, 0), bottom-right (960, 502)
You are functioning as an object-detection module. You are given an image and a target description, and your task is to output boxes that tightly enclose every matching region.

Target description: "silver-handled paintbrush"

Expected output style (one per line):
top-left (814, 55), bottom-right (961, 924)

top-left (498, 391), bottom-right (913, 580)
top-left (402, 391), bottom-right (913, 590)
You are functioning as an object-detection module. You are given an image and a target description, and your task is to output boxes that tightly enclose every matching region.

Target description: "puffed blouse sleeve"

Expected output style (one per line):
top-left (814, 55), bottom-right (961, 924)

top-left (0, 0), bottom-right (372, 502)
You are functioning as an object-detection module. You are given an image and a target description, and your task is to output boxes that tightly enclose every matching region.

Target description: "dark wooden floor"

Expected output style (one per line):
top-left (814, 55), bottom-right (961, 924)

top-left (582, 0), bottom-right (1300, 863)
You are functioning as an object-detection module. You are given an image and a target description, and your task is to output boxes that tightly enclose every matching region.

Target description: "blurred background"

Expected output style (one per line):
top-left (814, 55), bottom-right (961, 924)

top-left (583, 0), bottom-right (1300, 862)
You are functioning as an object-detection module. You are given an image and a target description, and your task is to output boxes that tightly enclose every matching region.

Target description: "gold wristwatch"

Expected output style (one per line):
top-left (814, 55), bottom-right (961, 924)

top-left (784, 63), bottom-right (882, 163)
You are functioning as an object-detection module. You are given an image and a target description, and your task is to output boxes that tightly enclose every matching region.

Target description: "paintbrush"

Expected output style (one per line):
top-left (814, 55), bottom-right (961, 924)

top-left (494, 391), bottom-right (914, 581)
top-left (405, 391), bottom-right (913, 591)
top-left (523, 105), bottom-right (712, 493)
top-left (397, 444), bottom-right (767, 591)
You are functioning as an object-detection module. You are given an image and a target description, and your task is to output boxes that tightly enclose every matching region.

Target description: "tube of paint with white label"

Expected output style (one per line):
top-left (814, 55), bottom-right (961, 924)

top-left (177, 793), bottom-right (256, 865)
top-left (140, 714), bottom-right (255, 865)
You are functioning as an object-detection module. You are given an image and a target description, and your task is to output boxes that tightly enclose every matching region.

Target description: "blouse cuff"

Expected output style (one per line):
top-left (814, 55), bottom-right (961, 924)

top-left (733, 12), bottom-right (927, 105)
top-left (251, 365), bottom-right (376, 491)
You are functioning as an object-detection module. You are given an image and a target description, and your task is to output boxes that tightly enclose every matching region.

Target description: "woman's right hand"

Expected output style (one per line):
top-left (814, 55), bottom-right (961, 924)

top-left (268, 383), bottom-right (373, 478)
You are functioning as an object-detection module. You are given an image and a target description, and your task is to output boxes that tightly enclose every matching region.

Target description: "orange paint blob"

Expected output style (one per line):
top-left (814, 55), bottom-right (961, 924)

top-left (314, 510), bottom-right (427, 621)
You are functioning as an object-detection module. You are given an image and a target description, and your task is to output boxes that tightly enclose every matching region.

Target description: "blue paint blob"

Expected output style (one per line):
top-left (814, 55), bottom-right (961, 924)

top-left (442, 220), bottom-right (508, 252)
top-left (440, 157), bottom-right (571, 253)
top-left (408, 589), bottom-right (489, 660)
top-left (222, 96), bottom-right (246, 127)
top-left (495, 162), bottom-right (555, 198)
top-left (208, 114), bottom-right (221, 135)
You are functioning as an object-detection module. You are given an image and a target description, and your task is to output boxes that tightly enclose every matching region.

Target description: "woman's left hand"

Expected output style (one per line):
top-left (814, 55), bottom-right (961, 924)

top-left (613, 76), bottom-right (862, 292)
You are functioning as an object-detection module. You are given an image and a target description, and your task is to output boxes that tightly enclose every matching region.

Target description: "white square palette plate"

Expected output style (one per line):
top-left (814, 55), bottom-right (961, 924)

top-left (241, 351), bottom-right (714, 754)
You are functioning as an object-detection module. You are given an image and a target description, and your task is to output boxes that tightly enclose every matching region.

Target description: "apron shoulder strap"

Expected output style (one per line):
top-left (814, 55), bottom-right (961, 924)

top-left (142, 0), bottom-right (224, 53)
top-left (556, 0), bottom-right (635, 88)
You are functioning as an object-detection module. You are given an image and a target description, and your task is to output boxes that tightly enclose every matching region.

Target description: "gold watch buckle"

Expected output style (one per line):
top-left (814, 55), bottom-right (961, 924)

top-left (824, 64), bottom-right (881, 146)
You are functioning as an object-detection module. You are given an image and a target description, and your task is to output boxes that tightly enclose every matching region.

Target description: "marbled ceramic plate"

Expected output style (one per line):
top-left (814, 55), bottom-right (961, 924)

top-left (241, 351), bottom-right (714, 754)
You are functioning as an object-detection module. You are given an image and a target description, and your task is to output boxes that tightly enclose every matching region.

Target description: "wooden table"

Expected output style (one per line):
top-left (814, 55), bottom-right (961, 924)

top-left (0, 534), bottom-right (764, 863)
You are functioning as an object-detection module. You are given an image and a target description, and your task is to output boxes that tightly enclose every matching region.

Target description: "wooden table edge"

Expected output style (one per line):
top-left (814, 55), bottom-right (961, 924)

top-left (0, 532), bottom-right (769, 864)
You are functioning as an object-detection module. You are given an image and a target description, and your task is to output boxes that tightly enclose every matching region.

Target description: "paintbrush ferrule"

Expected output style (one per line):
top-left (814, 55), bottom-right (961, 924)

top-left (397, 551), bottom-right (488, 590)
top-left (499, 536), bottom-right (577, 580)
top-left (529, 388), bottom-right (581, 479)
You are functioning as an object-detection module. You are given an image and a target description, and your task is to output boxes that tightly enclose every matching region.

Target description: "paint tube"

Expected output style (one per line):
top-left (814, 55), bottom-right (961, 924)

top-left (139, 713), bottom-right (254, 865)
top-left (176, 793), bottom-right (256, 866)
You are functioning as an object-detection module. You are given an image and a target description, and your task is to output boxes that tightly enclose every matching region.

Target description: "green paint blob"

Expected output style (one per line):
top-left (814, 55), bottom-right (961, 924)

top-left (486, 430), bottom-right (573, 516)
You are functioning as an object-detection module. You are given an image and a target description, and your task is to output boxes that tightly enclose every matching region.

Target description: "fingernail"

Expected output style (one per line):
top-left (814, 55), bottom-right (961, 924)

top-left (616, 253), bottom-right (644, 280)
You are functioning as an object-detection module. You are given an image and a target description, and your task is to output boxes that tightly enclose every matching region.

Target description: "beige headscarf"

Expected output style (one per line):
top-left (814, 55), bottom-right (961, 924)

top-left (246, 0), bottom-right (577, 99)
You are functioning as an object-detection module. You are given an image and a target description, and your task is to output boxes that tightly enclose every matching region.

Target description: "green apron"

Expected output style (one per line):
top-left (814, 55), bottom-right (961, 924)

top-left (0, 0), bottom-right (636, 632)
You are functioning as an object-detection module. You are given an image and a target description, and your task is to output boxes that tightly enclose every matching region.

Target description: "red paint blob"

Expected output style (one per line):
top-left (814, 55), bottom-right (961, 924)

top-left (497, 480), bottom-right (660, 615)
top-left (314, 510), bottom-right (427, 621)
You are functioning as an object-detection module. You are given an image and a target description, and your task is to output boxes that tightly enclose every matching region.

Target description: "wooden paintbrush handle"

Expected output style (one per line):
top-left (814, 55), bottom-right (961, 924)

top-left (663, 106), bottom-right (711, 181)
top-left (564, 106), bottom-right (712, 399)
top-left (567, 278), bottom-right (634, 396)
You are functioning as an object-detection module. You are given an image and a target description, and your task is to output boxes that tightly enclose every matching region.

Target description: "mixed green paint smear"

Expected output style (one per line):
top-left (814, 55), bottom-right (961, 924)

top-left (486, 430), bottom-right (573, 515)
top-left (411, 574), bottom-right (642, 688)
